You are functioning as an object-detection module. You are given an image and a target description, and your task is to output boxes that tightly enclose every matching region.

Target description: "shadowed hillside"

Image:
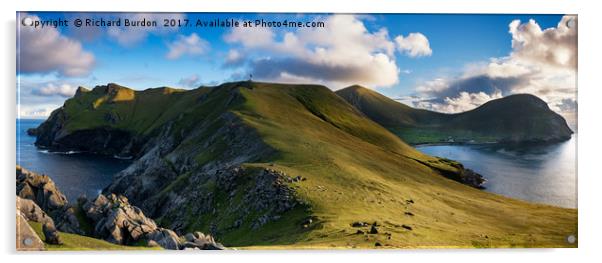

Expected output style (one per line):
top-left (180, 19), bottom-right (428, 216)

top-left (336, 85), bottom-right (573, 144)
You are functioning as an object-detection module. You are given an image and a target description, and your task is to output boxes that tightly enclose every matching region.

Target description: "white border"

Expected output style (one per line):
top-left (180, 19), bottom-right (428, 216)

top-left (2, 1), bottom-right (601, 263)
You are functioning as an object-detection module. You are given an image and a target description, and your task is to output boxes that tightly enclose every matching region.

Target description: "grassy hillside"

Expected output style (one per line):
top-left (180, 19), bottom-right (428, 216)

top-left (34, 82), bottom-right (577, 248)
top-left (228, 83), bottom-right (576, 248)
top-left (336, 85), bottom-right (573, 144)
top-left (28, 221), bottom-right (160, 251)
top-left (61, 83), bottom-right (207, 135)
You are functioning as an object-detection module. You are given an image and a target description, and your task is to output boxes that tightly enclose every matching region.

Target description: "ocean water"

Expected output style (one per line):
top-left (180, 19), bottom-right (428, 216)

top-left (417, 136), bottom-right (577, 208)
top-left (16, 119), bottom-right (132, 202)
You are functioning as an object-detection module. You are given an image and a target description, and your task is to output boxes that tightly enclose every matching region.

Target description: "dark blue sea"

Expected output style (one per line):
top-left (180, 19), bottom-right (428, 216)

top-left (417, 136), bottom-right (577, 208)
top-left (16, 119), bottom-right (131, 202)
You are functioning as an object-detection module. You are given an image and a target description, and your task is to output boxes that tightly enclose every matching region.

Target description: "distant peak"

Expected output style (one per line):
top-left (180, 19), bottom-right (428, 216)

top-left (484, 93), bottom-right (549, 109)
top-left (343, 85), bottom-right (370, 91)
top-left (74, 86), bottom-right (90, 97)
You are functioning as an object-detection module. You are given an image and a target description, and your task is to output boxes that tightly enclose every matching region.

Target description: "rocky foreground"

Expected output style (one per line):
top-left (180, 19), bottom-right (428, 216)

top-left (16, 166), bottom-right (225, 250)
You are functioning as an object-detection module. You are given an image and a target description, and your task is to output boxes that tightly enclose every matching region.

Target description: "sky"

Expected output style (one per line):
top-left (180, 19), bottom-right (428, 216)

top-left (16, 12), bottom-right (577, 128)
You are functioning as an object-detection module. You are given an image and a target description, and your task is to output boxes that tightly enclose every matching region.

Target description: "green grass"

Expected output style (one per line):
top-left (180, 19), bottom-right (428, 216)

top-left (389, 127), bottom-right (500, 145)
top-left (48, 81), bottom-right (577, 249)
top-left (217, 82), bottom-right (577, 248)
top-left (28, 221), bottom-right (161, 251)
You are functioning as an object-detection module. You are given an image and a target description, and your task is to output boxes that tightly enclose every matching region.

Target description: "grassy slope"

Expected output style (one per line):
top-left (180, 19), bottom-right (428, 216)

top-left (28, 221), bottom-right (160, 251)
top-left (229, 83), bottom-right (576, 248)
top-left (62, 84), bottom-right (209, 136)
top-left (335, 85), bottom-right (572, 144)
top-left (53, 82), bottom-right (576, 248)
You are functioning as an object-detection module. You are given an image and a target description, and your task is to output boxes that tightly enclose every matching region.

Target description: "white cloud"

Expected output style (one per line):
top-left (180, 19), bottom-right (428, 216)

top-left (31, 83), bottom-right (78, 97)
top-left (417, 91), bottom-right (503, 113)
top-left (416, 78), bottom-right (449, 93)
top-left (509, 16), bottom-right (577, 68)
top-left (166, 33), bottom-right (210, 59)
top-left (395, 33), bottom-right (433, 57)
top-left (409, 15), bottom-right (577, 126)
top-left (178, 74), bottom-right (202, 88)
top-left (223, 49), bottom-right (245, 67)
top-left (223, 15), bottom-right (430, 89)
top-left (17, 15), bottom-right (95, 77)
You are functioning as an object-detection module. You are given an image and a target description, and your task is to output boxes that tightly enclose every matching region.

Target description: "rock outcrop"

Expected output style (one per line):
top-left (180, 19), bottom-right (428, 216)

top-left (103, 110), bottom-right (302, 236)
top-left (16, 196), bottom-right (62, 245)
top-left (17, 166), bottom-right (225, 250)
top-left (16, 166), bottom-right (83, 234)
top-left (80, 193), bottom-right (225, 250)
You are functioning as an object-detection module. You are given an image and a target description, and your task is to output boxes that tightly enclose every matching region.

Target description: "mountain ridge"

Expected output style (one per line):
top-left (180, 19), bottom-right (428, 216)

top-left (336, 85), bottom-right (573, 144)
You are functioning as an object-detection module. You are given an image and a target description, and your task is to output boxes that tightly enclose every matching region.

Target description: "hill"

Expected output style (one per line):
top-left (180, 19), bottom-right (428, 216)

top-left (31, 82), bottom-right (577, 248)
top-left (336, 85), bottom-right (573, 144)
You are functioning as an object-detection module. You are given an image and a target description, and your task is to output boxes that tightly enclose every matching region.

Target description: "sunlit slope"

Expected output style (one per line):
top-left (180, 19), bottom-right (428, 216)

top-left (59, 83), bottom-right (207, 135)
top-left (230, 83), bottom-right (576, 248)
top-left (336, 85), bottom-right (573, 144)
top-left (34, 82), bottom-right (576, 248)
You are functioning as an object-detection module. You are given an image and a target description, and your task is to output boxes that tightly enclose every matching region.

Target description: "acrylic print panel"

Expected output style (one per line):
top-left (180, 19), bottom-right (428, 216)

top-left (16, 12), bottom-right (577, 250)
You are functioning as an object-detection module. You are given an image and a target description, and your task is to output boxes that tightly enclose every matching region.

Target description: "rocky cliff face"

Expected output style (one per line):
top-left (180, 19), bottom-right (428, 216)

top-left (17, 166), bottom-right (82, 234)
top-left (29, 82), bottom-right (312, 244)
top-left (103, 110), bottom-right (304, 236)
top-left (16, 166), bottom-right (224, 250)
top-left (79, 193), bottom-right (225, 250)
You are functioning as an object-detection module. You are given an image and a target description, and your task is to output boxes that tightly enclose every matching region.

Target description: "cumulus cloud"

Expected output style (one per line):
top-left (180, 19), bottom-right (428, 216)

top-left (509, 16), bottom-right (577, 68)
top-left (166, 33), bottom-right (210, 59)
top-left (31, 82), bottom-right (78, 97)
top-left (223, 15), bottom-right (430, 89)
top-left (107, 13), bottom-right (186, 46)
top-left (416, 90), bottom-right (503, 113)
top-left (178, 74), bottom-right (202, 88)
top-left (408, 15), bottom-right (577, 126)
top-left (223, 49), bottom-right (246, 68)
top-left (395, 33), bottom-right (432, 57)
top-left (17, 15), bottom-right (95, 77)
top-left (18, 80), bottom-right (85, 118)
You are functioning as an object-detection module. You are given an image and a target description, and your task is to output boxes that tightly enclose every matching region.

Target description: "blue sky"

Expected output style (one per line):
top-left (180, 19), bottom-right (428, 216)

top-left (16, 12), bottom-right (576, 126)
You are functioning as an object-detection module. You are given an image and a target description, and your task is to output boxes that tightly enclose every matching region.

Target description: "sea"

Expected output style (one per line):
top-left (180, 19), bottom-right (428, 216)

top-left (16, 119), bottom-right (131, 202)
top-left (417, 136), bottom-right (577, 208)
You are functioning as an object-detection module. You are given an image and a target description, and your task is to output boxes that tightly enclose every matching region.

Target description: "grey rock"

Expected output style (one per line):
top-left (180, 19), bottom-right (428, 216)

top-left (147, 229), bottom-right (181, 250)
top-left (16, 196), bottom-right (54, 226)
top-left (16, 167), bottom-right (82, 235)
top-left (83, 194), bottom-right (159, 245)
top-left (43, 222), bottom-right (62, 245)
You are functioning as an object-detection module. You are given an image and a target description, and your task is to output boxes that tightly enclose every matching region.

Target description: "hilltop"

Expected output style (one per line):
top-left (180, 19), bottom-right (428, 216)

top-left (30, 81), bottom-right (577, 248)
top-left (336, 85), bottom-right (573, 144)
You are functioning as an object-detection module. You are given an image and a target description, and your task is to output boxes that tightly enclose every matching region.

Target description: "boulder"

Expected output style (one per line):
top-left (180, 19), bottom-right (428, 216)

top-left (16, 166), bottom-right (82, 234)
top-left (369, 225), bottom-right (379, 234)
top-left (16, 196), bottom-right (54, 226)
top-left (43, 222), bottom-right (62, 245)
top-left (147, 229), bottom-right (181, 250)
top-left (83, 194), bottom-right (159, 245)
top-left (17, 166), bottom-right (68, 212)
